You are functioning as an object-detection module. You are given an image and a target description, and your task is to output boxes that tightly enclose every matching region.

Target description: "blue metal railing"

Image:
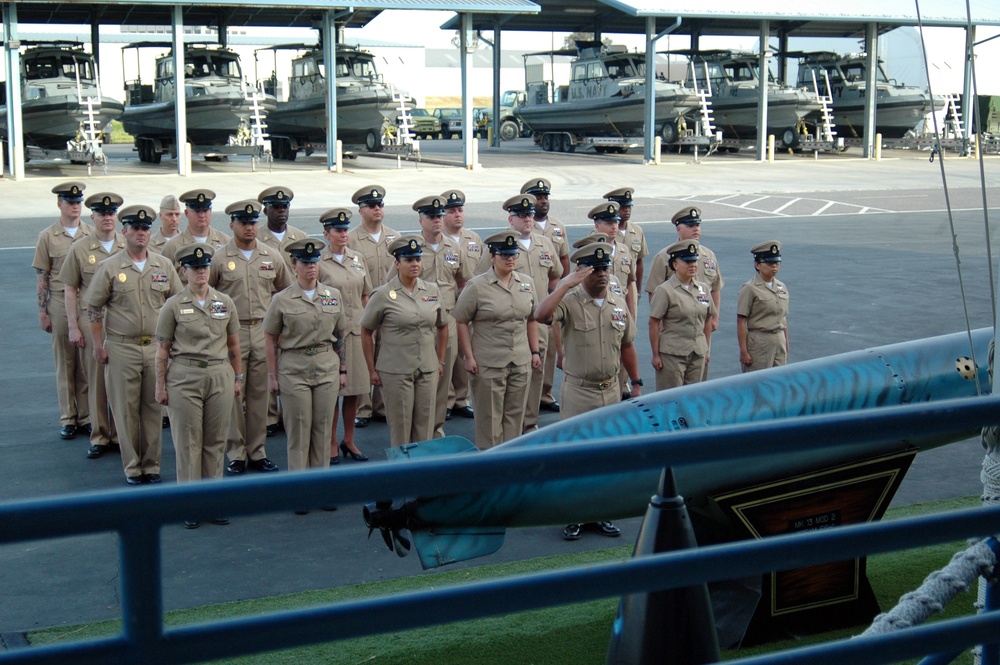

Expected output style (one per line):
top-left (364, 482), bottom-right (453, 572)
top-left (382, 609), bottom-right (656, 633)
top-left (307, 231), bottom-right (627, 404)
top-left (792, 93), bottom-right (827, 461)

top-left (2, 395), bottom-right (1000, 664)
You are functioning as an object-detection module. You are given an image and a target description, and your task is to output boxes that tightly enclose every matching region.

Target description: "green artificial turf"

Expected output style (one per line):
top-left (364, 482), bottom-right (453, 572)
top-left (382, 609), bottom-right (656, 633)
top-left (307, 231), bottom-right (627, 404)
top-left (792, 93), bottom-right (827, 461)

top-left (28, 496), bottom-right (985, 664)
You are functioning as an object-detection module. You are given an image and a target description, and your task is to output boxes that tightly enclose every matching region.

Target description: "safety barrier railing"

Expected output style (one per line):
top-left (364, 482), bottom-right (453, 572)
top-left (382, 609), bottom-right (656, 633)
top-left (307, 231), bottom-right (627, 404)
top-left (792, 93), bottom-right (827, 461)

top-left (1, 395), bottom-right (1000, 664)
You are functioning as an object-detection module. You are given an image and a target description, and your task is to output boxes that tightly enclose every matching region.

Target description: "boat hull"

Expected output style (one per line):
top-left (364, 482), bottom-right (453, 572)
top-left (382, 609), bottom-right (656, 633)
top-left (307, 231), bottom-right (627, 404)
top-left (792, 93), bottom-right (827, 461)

top-left (120, 93), bottom-right (276, 145)
top-left (266, 86), bottom-right (393, 145)
top-left (828, 93), bottom-right (947, 138)
top-left (0, 95), bottom-right (124, 150)
top-left (709, 92), bottom-right (821, 139)
top-left (516, 91), bottom-right (700, 137)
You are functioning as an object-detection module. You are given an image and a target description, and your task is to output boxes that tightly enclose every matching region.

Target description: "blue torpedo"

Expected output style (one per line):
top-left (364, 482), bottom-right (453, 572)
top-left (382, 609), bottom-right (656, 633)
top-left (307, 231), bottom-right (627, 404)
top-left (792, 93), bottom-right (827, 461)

top-left (365, 328), bottom-right (992, 570)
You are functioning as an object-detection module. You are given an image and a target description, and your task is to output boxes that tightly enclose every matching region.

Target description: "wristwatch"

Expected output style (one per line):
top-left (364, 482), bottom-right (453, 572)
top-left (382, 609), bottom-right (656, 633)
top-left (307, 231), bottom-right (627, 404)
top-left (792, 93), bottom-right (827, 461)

top-left (531, 351), bottom-right (541, 356)
top-left (630, 378), bottom-right (643, 387)
top-left (235, 374), bottom-right (244, 382)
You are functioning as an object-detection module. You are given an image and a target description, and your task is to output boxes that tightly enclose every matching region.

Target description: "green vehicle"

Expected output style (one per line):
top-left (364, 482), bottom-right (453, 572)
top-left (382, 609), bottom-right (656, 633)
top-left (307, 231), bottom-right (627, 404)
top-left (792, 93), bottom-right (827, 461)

top-left (497, 90), bottom-right (530, 141)
top-left (405, 108), bottom-right (441, 139)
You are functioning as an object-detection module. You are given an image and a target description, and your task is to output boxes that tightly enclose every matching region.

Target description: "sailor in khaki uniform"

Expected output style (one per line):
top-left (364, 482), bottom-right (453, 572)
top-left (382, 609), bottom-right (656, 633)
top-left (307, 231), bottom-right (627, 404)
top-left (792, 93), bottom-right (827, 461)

top-left (317, 207), bottom-right (372, 462)
top-left (160, 189), bottom-right (231, 267)
top-left (360, 236), bottom-right (447, 447)
top-left (649, 240), bottom-right (717, 391)
top-left (737, 241), bottom-right (789, 372)
top-left (348, 184), bottom-right (397, 427)
top-left (586, 202), bottom-right (637, 316)
top-left (150, 195), bottom-right (182, 253)
top-left (604, 187), bottom-right (648, 305)
top-left (646, 207), bottom-right (723, 380)
top-left (265, 238), bottom-right (349, 475)
top-left (256, 186), bottom-right (308, 263)
top-left (33, 181), bottom-right (94, 440)
top-left (58, 192), bottom-right (125, 458)
top-left (476, 194), bottom-right (563, 433)
top-left (453, 232), bottom-right (541, 449)
top-left (209, 199), bottom-right (290, 475)
top-left (155, 244), bottom-right (241, 511)
top-left (87, 205), bottom-right (182, 485)
top-left (441, 189), bottom-right (481, 420)
top-left (386, 195), bottom-right (471, 438)
top-left (534, 242), bottom-right (641, 542)
top-left (521, 178), bottom-right (569, 413)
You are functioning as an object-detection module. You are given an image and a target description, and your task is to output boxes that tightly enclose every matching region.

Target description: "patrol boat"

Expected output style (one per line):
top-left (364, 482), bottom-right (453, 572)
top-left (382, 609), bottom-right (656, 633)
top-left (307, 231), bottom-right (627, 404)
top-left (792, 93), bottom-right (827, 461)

top-left (0, 42), bottom-right (123, 152)
top-left (514, 41), bottom-right (701, 150)
top-left (795, 51), bottom-right (946, 138)
top-left (676, 50), bottom-right (822, 148)
top-left (120, 43), bottom-right (276, 162)
top-left (257, 43), bottom-right (396, 159)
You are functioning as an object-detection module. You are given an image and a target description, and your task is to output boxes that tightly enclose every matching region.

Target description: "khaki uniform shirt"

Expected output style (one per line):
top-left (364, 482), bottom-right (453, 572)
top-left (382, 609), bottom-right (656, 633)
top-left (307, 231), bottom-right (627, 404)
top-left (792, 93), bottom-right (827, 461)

top-left (156, 287), bottom-right (239, 361)
top-left (360, 276), bottom-right (444, 374)
top-left (57, 233), bottom-right (126, 308)
top-left (264, 282), bottom-right (348, 350)
top-left (553, 287), bottom-right (634, 383)
top-left (317, 247), bottom-right (372, 336)
top-left (449, 228), bottom-right (484, 272)
top-left (208, 240), bottom-right (291, 322)
top-left (534, 216), bottom-right (570, 263)
top-left (348, 224), bottom-right (399, 289)
top-left (609, 238), bottom-right (636, 291)
top-left (452, 269), bottom-right (537, 369)
top-left (645, 243), bottom-right (723, 296)
top-left (736, 274), bottom-right (789, 332)
top-left (620, 223), bottom-right (649, 262)
top-left (86, 251), bottom-right (183, 337)
top-left (160, 227), bottom-right (232, 266)
top-left (475, 233), bottom-right (563, 293)
top-left (149, 231), bottom-right (180, 254)
top-left (32, 221), bottom-right (96, 292)
top-left (387, 236), bottom-right (471, 317)
top-left (257, 224), bottom-right (309, 265)
top-left (649, 275), bottom-right (717, 357)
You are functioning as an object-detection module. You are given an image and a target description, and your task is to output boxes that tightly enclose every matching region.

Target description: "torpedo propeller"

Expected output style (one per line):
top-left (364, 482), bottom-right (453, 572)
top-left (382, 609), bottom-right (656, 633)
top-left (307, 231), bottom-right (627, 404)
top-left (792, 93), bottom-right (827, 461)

top-left (364, 500), bottom-right (412, 558)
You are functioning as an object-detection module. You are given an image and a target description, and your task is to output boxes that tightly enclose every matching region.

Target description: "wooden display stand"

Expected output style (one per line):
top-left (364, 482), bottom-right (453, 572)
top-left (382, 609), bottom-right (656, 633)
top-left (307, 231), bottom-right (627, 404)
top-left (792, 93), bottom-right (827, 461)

top-left (712, 449), bottom-right (916, 644)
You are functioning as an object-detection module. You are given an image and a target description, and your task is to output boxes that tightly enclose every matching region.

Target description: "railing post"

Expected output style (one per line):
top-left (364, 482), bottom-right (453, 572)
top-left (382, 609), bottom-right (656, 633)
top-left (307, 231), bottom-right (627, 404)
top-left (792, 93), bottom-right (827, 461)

top-left (119, 518), bottom-right (164, 660)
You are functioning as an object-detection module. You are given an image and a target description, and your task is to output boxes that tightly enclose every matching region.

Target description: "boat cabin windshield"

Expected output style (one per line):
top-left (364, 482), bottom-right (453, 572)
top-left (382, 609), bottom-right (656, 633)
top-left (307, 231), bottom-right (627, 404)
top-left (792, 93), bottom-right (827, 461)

top-left (183, 52), bottom-right (242, 79)
top-left (336, 55), bottom-right (378, 80)
top-left (573, 56), bottom-right (643, 82)
top-left (293, 54), bottom-right (324, 79)
top-left (24, 52), bottom-right (95, 82)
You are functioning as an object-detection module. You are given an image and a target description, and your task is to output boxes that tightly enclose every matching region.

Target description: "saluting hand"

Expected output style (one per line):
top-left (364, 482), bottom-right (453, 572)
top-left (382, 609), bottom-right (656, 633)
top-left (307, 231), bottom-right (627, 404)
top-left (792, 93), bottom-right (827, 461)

top-left (559, 266), bottom-right (593, 291)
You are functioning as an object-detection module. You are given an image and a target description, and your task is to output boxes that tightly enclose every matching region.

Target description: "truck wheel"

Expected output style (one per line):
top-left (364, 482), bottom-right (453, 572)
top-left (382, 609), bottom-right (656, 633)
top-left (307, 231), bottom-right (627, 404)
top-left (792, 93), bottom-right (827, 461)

top-left (366, 130), bottom-right (383, 153)
top-left (661, 120), bottom-right (679, 144)
top-left (560, 134), bottom-right (575, 153)
top-left (442, 125), bottom-right (452, 140)
top-left (541, 133), bottom-right (554, 151)
top-left (149, 143), bottom-right (162, 164)
top-left (780, 127), bottom-right (801, 149)
top-left (499, 120), bottom-right (520, 142)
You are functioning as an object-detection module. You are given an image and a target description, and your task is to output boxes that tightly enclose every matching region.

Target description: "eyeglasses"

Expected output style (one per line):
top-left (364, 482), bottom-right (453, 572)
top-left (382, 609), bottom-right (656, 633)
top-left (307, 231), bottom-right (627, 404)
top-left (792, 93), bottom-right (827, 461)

top-left (363, 201), bottom-right (385, 209)
top-left (510, 211), bottom-right (533, 219)
top-left (497, 252), bottom-right (520, 259)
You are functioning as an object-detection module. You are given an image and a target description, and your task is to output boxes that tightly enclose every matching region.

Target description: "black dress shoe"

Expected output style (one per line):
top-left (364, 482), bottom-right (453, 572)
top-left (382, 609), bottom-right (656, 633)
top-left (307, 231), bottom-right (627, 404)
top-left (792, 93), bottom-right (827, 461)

top-left (87, 444), bottom-right (108, 459)
top-left (354, 417), bottom-right (370, 428)
top-left (162, 416), bottom-right (170, 429)
top-left (294, 509), bottom-right (309, 515)
top-left (563, 524), bottom-right (582, 541)
top-left (339, 442), bottom-right (369, 462)
top-left (248, 457), bottom-right (279, 473)
top-left (79, 424), bottom-right (92, 436)
top-left (266, 424), bottom-right (278, 437)
top-left (453, 406), bottom-right (475, 419)
top-left (540, 401), bottom-right (561, 413)
top-left (125, 476), bottom-right (143, 486)
top-left (226, 460), bottom-right (247, 475)
top-left (210, 517), bottom-right (230, 525)
top-left (588, 521), bottom-right (621, 537)
top-left (183, 520), bottom-right (200, 529)
top-left (144, 474), bottom-right (162, 484)
top-left (371, 414), bottom-right (387, 423)
top-left (446, 408), bottom-right (453, 420)
top-left (321, 506), bottom-right (338, 512)
top-left (329, 456), bottom-right (340, 466)
top-left (60, 425), bottom-right (77, 440)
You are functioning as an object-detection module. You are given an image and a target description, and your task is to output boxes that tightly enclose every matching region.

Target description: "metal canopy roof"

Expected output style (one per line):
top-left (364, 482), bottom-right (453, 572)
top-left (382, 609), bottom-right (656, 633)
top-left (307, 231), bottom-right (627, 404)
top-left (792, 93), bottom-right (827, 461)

top-left (3, 0), bottom-right (538, 30)
top-left (442, 0), bottom-right (1000, 35)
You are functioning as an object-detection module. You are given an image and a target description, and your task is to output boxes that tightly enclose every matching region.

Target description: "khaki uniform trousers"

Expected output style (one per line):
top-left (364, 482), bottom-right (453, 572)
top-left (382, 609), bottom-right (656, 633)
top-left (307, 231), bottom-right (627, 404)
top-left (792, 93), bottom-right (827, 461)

top-left (81, 310), bottom-right (117, 447)
top-left (560, 375), bottom-right (622, 420)
top-left (471, 363), bottom-right (529, 450)
top-left (655, 351), bottom-right (706, 392)
top-left (448, 344), bottom-right (472, 409)
top-left (50, 292), bottom-right (89, 427)
top-left (279, 348), bottom-right (337, 471)
top-left (522, 321), bottom-right (550, 432)
top-left (540, 324), bottom-right (558, 406)
top-left (168, 360), bottom-right (233, 482)
top-left (742, 330), bottom-right (787, 372)
top-left (105, 338), bottom-right (162, 479)
top-left (356, 331), bottom-right (386, 419)
top-left (432, 320), bottom-right (457, 438)
top-left (226, 322), bottom-right (268, 463)
top-left (381, 368), bottom-right (435, 447)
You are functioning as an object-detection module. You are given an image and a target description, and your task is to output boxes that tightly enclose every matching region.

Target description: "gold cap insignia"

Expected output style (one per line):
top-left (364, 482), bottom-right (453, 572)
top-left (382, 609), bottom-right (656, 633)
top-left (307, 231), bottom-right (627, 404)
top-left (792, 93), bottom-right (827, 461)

top-left (138, 210), bottom-right (148, 221)
top-left (71, 185), bottom-right (80, 195)
top-left (102, 196), bottom-right (111, 206)
top-left (195, 248), bottom-right (204, 258)
top-left (276, 190), bottom-right (286, 200)
top-left (595, 248), bottom-right (606, 260)
top-left (306, 242), bottom-right (315, 254)
top-left (245, 204), bottom-right (254, 215)
top-left (688, 243), bottom-right (697, 253)
top-left (197, 193), bottom-right (206, 203)
top-left (408, 239), bottom-right (418, 251)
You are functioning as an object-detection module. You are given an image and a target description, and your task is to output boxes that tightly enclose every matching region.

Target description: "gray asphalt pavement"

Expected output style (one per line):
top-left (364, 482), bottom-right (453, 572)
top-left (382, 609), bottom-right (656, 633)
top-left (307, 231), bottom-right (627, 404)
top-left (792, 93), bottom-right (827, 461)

top-left (1, 149), bottom-right (999, 634)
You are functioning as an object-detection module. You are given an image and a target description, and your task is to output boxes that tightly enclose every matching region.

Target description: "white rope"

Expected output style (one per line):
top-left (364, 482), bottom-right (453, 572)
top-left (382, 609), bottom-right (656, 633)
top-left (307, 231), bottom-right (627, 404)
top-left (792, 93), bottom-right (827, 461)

top-left (859, 540), bottom-right (997, 637)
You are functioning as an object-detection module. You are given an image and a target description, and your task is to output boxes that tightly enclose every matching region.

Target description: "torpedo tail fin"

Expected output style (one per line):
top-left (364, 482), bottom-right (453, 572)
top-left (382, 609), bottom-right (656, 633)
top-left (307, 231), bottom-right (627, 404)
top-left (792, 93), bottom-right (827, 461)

top-left (386, 436), bottom-right (478, 462)
top-left (412, 527), bottom-right (507, 569)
